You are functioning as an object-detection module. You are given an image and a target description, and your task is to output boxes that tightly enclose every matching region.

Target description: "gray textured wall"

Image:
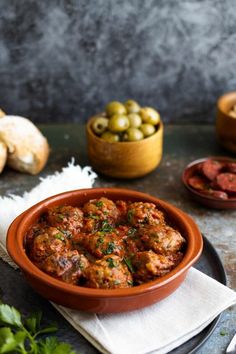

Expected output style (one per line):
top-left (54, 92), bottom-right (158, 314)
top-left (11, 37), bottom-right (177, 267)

top-left (0, 0), bottom-right (236, 123)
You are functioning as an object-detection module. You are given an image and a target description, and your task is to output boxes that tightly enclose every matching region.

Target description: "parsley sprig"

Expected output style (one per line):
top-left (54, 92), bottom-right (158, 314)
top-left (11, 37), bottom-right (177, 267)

top-left (0, 302), bottom-right (77, 353)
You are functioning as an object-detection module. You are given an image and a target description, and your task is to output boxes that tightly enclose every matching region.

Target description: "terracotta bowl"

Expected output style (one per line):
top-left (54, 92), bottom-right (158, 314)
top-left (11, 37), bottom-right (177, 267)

top-left (86, 117), bottom-right (163, 178)
top-left (7, 188), bottom-right (202, 313)
top-left (182, 157), bottom-right (236, 209)
top-left (216, 91), bottom-right (236, 153)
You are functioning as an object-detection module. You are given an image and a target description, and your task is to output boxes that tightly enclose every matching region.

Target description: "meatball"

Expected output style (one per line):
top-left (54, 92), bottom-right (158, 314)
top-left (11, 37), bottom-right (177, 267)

top-left (29, 227), bottom-right (70, 262)
top-left (46, 205), bottom-right (83, 236)
top-left (83, 197), bottom-right (120, 224)
top-left (115, 200), bottom-right (129, 222)
top-left (127, 202), bottom-right (165, 227)
top-left (132, 250), bottom-right (182, 283)
top-left (84, 255), bottom-right (133, 289)
top-left (81, 231), bottom-right (124, 259)
top-left (41, 250), bottom-right (89, 284)
top-left (139, 224), bottom-right (185, 255)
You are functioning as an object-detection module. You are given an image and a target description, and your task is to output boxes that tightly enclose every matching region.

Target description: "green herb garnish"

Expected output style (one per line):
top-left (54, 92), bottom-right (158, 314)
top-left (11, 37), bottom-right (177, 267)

top-left (95, 201), bottom-right (103, 208)
top-left (101, 221), bottom-right (113, 233)
top-left (127, 210), bottom-right (134, 223)
top-left (96, 237), bottom-right (104, 248)
top-left (113, 280), bottom-right (121, 285)
top-left (127, 228), bottom-right (137, 236)
top-left (88, 214), bottom-right (99, 220)
top-left (0, 303), bottom-right (76, 353)
top-left (220, 330), bottom-right (228, 336)
top-left (54, 233), bottom-right (65, 241)
top-left (56, 213), bottom-right (64, 221)
top-left (124, 257), bottom-right (135, 273)
top-left (127, 280), bottom-right (133, 286)
top-left (103, 242), bottom-right (116, 255)
top-left (106, 257), bottom-right (116, 268)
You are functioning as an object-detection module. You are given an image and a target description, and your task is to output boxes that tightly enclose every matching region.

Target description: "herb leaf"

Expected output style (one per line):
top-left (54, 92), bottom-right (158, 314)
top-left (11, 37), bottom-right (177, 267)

top-left (95, 201), bottom-right (103, 208)
top-left (38, 336), bottom-right (76, 354)
top-left (124, 258), bottom-right (135, 273)
top-left (0, 304), bottom-right (22, 327)
top-left (0, 303), bottom-right (77, 353)
top-left (25, 311), bottom-right (42, 334)
top-left (0, 327), bottom-right (18, 353)
top-left (101, 221), bottom-right (113, 233)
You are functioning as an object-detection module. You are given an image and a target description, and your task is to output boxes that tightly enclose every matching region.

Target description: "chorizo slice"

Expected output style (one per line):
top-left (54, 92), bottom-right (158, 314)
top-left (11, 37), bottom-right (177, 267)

top-left (201, 159), bottom-right (223, 181)
top-left (201, 189), bottom-right (228, 200)
top-left (188, 175), bottom-right (208, 191)
top-left (216, 173), bottom-right (236, 192)
top-left (224, 162), bottom-right (236, 174)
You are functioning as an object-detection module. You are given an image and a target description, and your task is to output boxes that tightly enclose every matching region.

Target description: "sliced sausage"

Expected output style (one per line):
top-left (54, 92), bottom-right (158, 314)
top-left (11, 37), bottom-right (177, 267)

top-left (188, 175), bottom-right (208, 191)
top-left (201, 159), bottom-right (223, 181)
top-left (224, 162), bottom-right (236, 174)
top-left (201, 189), bottom-right (228, 200)
top-left (216, 173), bottom-right (236, 192)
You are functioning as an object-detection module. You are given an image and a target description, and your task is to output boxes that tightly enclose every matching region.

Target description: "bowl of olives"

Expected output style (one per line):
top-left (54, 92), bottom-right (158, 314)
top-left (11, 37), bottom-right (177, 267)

top-left (86, 100), bottom-right (163, 178)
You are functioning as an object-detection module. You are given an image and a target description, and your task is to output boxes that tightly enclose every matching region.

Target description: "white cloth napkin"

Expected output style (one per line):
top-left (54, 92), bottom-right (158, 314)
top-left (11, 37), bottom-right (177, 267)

top-left (1, 161), bottom-right (236, 354)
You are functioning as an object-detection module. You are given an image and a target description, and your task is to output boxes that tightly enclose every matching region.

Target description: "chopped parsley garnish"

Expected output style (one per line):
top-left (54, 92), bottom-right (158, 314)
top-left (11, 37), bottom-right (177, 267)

top-left (101, 220), bottom-right (113, 233)
top-left (124, 257), bottom-right (135, 273)
top-left (54, 233), bottom-right (65, 241)
top-left (96, 237), bottom-right (104, 248)
top-left (113, 280), bottom-right (121, 285)
top-left (106, 257), bottom-right (116, 268)
top-left (95, 201), bottom-right (104, 208)
top-left (220, 330), bottom-right (228, 336)
top-left (88, 214), bottom-right (100, 220)
top-left (127, 210), bottom-right (134, 223)
top-left (58, 229), bottom-right (72, 239)
top-left (127, 280), bottom-right (133, 286)
top-left (127, 227), bottom-right (137, 236)
top-left (56, 213), bottom-right (64, 221)
top-left (103, 242), bottom-right (116, 255)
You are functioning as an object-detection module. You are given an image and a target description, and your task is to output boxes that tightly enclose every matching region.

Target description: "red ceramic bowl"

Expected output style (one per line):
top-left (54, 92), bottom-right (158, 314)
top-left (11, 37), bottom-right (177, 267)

top-left (7, 188), bottom-right (203, 313)
top-left (182, 157), bottom-right (236, 209)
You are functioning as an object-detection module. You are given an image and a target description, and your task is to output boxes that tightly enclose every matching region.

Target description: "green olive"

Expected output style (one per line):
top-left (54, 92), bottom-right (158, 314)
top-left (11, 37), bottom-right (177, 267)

top-left (125, 99), bottom-right (141, 113)
top-left (127, 113), bottom-right (142, 128)
top-left (101, 131), bottom-right (120, 142)
top-left (123, 128), bottom-right (144, 141)
top-left (140, 107), bottom-right (160, 125)
top-left (91, 117), bottom-right (109, 135)
top-left (108, 114), bottom-right (130, 132)
top-left (140, 123), bottom-right (156, 137)
top-left (105, 101), bottom-right (127, 117)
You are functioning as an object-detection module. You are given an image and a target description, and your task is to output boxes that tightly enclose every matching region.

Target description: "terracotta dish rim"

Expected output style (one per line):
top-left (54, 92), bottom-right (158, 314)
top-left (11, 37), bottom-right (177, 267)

top-left (7, 188), bottom-right (203, 299)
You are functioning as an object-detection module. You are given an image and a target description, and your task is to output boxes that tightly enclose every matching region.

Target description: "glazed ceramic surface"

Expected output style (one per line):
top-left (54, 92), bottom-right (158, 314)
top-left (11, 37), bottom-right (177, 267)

top-left (7, 188), bottom-right (203, 313)
top-left (216, 92), bottom-right (236, 153)
top-left (182, 157), bottom-right (236, 209)
top-left (86, 118), bottom-right (163, 178)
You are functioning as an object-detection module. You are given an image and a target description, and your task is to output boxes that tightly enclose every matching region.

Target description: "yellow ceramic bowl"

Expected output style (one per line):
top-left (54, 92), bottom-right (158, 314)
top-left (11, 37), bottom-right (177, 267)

top-left (216, 91), bottom-right (236, 153)
top-left (86, 117), bottom-right (163, 178)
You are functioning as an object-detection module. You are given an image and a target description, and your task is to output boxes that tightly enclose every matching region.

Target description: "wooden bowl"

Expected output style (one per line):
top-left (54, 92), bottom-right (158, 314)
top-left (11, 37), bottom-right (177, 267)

top-left (182, 156), bottom-right (236, 209)
top-left (7, 188), bottom-right (203, 313)
top-left (216, 92), bottom-right (236, 153)
top-left (86, 118), bottom-right (163, 178)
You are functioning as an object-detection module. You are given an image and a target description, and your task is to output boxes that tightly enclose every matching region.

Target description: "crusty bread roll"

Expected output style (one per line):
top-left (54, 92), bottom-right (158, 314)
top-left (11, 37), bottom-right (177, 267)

top-left (0, 116), bottom-right (49, 175)
top-left (0, 109), bottom-right (5, 118)
top-left (0, 141), bottom-right (7, 173)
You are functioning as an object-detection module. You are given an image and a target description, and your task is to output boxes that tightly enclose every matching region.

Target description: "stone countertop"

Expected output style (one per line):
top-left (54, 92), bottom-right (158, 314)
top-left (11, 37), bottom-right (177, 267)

top-left (0, 124), bottom-right (235, 354)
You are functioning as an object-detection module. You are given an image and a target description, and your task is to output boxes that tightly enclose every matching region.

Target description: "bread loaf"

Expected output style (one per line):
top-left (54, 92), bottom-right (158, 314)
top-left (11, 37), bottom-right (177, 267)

top-left (0, 116), bottom-right (49, 174)
top-left (0, 109), bottom-right (5, 118)
top-left (0, 141), bottom-right (7, 173)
